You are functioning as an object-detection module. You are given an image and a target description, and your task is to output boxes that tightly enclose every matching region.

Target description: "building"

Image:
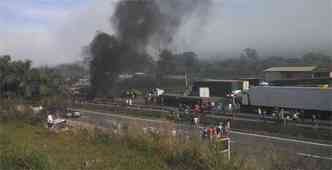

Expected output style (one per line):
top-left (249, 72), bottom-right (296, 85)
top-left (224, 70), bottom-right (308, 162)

top-left (264, 66), bottom-right (332, 81)
top-left (192, 79), bottom-right (243, 97)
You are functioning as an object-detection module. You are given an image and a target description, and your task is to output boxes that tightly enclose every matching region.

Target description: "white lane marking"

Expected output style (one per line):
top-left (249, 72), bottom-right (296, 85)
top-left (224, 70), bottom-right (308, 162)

top-left (297, 153), bottom-right (332, 161)
top-left (231, 131), bottom-right (332, 148)
top-left (74, 108), bottom-right (332, 148)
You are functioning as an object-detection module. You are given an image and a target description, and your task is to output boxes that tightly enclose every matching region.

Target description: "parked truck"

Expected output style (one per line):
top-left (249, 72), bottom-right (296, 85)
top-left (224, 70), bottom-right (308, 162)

top-left (241, 86), bottom-right (332, 119)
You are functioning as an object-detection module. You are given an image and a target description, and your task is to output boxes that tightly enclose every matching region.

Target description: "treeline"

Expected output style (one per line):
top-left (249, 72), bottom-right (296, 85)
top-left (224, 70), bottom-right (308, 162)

top-left (0, 55), bottom-right (65, 99)
top-left (157, 48), bottom-right (332, 79)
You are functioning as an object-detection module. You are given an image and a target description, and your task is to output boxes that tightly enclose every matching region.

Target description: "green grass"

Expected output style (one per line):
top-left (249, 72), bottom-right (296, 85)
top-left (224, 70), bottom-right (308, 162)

top-left (0, 118), bottom-right (320, 170)
top-left (0, 119), bottom-right (261, 170)
top-left (0, 120), bottom-right (169, 170)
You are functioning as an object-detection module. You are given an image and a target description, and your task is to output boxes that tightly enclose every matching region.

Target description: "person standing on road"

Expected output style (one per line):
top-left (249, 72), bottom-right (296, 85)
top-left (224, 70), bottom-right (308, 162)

top-left (144, 90), bottom-right (149, 105)
top-left (225, 119), bottom-right (231, 137)
top-left (262, 110), bottom-right (266, 122)
top-left (216, 123), bottom-right (223, 138)
top-left (127, 89), bottom-right (135, 106)
top-left (193, 116), bottom-right (199, 128)
top-left (202, 128), bottom-right (208, 139)
top-left (285, 114), bottom-right (291, 127)
top-left (258, 107), bottom-right (262, 119)
top-left (228, 103), bottom-right (233, 113)
top-left (207, 127), bottom-right (214, 141)
top-left (125, 90), bottom-right (130, 105)
top-left (312, 114), bottom-right (318, 128)
top-left (312, 114), bottom-right (316, 123)
top-left (47, 113), bottom-right (54, 130)
top-left (228, 103), bottom-right (234, 120)
top-left (280, 108), bottom-right (286, 127)
top-left (192, 103), bottom-right (201, 114)
top-left (293, 110), bottom-right (300, 122)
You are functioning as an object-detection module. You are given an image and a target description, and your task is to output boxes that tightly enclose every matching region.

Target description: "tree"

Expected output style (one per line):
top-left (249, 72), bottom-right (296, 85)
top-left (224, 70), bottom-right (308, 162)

top-left (0, 55), bottom-right (65, 99)
top-left (302, 52), bottom-right (332, 65)
top-left (54, 63), bottom-right (88, 81)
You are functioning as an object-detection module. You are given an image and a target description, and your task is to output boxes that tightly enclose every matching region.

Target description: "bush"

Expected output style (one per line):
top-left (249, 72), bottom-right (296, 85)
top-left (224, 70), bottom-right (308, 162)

top-left (93, 130), bottom-right (113, 145)
top-left (0, 145), bottom-right (50, 170)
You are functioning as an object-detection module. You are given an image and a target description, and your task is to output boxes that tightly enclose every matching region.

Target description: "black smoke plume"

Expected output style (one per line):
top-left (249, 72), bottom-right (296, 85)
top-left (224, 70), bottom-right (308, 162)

top-left (88, 0), bottom-right (211, 97)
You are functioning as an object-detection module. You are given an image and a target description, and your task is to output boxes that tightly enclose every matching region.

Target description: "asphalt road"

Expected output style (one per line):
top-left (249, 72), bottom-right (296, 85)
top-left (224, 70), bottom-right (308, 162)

top-left (80, 102), bottom-right (332, 130)
top-left (71, 108), bottom-right (332, 169)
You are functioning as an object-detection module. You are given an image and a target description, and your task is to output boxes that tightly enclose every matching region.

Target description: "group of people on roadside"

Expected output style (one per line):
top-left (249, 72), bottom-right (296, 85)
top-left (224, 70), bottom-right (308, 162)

top-left (123, 89), bottom-right (136, 106)
top-left (144, 88), bottom-right (157, 105)
top-left (258, 107), bottom-right (321, 128)
top-left (178, 101), bottom-right (237, 116)
top-left (178, 103), bottom-right (204, 114)
top-left (144, 88), bottom-right (165, 105)
top-left (201, 120), bottom-right (231, 140)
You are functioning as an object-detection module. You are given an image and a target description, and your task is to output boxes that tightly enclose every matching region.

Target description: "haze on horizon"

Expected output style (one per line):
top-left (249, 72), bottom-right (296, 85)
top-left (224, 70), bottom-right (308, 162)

top-left (0, 0), bottom-right (331, 66)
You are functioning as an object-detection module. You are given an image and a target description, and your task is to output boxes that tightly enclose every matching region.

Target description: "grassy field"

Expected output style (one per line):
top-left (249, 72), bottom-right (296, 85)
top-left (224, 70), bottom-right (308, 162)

top-left (0, 120), bottom-right (169, 170)
top-left (0, 118), bottom-right (258, 170)
top-left (0, 117), bottom-right (323, 170)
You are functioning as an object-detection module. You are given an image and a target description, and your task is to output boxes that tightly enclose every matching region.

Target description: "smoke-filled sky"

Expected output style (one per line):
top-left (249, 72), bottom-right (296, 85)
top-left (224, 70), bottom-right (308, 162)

top-left (0, 0), bottom-right (331, 66)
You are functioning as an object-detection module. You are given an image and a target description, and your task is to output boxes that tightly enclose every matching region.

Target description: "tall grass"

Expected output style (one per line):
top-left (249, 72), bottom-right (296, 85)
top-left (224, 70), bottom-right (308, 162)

top-left (0, 137), bottom-right (50, 170)
top-left (77, 121), bottom-right (256, 170)
top-left (0, 117), bottom-right (324, 170)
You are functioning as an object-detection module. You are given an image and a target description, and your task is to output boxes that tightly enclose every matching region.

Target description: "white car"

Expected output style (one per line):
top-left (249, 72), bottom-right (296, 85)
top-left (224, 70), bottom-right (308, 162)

top-left (73, 111), bottom-right (81, 117)
top-left (65, 112), bottom-right (73, 118)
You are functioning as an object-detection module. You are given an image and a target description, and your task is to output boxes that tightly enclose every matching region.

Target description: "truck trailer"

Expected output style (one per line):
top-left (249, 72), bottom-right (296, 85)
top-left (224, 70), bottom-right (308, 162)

top-left (241, 86), bottom-right (332, 117)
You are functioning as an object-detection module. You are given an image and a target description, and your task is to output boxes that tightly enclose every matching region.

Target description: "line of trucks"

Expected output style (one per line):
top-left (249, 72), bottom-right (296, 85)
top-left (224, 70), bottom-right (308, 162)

top-left (240, 86), bottom-right (332, 119)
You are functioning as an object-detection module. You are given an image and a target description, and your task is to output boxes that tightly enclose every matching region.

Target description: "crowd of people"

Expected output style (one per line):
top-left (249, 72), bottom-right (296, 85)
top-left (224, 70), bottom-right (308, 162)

top-left (178, 102), bottom-right (216, 114)
top-left (123, 89), bottom-right (137, 106)
top-left (121, 88), bottom-right (165, 106)
top-left (258, 107), bottom-right (321, 127)
top-left (201, 120), bottom-right (231, 141)
top-left (144, 88), bottom-right (157, 105)
top-left (144, 88), bottom-right (165, 105)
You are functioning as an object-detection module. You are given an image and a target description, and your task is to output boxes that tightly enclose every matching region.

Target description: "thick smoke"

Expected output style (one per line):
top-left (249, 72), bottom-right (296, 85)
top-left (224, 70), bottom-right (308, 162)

top-left (112, 0), bottom-right (161, 53)
top-left (112, 0), bottom-right (211, 53)
top-left (88, 0), bottom-right (211, 97)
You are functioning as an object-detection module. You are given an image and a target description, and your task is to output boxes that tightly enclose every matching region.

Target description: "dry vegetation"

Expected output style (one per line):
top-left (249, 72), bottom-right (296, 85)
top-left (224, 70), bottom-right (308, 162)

top-left (0, 99), bottom-right (325, 170)
top-left (0, 116), bottom-right (324, 170)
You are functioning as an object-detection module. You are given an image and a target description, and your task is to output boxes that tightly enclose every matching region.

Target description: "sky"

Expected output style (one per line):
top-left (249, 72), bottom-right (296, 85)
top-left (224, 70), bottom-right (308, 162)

top-left (0, 0), bottom-right (331, 66)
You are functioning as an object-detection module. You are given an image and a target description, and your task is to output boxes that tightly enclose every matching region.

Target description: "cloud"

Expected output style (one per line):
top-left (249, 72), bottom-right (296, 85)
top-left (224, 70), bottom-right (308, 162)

top-left (22, 8), bottom-right (69, 22)
top-left (0, 0), bottom-right (114, 66)
top-left (0, 0), bottom-right (331, 66)
top-left (53, 0), bottom-right (115, 62)
top-left (173, 0), bottom-right (332, 58)
top-left (0, 30), bottom-right (59, 66)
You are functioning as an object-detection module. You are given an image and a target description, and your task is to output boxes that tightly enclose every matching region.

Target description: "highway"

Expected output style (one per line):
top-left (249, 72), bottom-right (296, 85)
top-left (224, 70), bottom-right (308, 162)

top-left (78, 102), bottom-right (332, 130)
top-left (71, 108), bottom-right (332, 169)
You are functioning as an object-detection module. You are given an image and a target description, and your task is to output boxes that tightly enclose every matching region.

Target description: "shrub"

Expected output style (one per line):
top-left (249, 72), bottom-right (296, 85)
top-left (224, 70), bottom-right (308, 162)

top-left (93, 130), bottom-right (113, 145)
top-left (0, 145), bottom-right (50, 170)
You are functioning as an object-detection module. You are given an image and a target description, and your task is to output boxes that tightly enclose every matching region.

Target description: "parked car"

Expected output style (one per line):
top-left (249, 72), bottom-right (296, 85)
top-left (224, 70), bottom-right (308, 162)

top-left (73, 111), bottom-right (81, 118)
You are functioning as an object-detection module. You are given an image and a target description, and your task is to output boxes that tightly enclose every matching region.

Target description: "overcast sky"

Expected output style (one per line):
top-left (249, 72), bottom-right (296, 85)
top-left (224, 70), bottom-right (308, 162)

top-left (0, 0), bottom-right (331, 66)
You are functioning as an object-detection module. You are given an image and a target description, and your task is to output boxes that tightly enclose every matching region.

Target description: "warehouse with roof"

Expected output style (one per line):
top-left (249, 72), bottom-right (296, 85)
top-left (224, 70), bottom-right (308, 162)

top-left (264, 66), bottom-right (332, 81)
